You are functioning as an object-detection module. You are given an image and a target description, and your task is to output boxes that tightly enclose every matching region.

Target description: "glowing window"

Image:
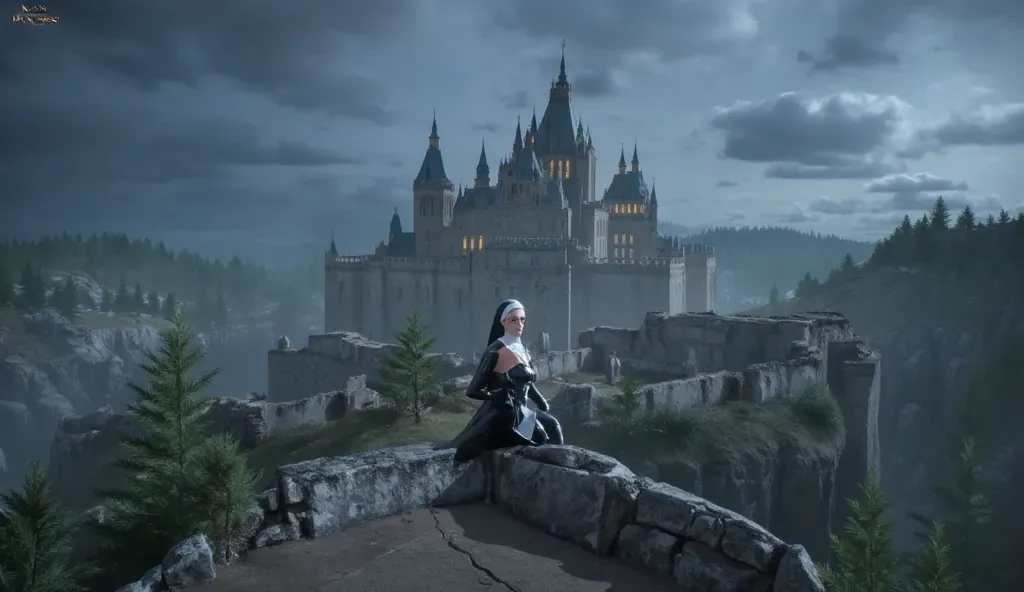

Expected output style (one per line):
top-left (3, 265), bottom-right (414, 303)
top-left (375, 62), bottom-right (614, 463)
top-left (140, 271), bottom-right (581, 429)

top-left (462, 237), bottom-right (468, 251)
top-left (613, 234), bottom-right (620, 245)
top-left (629, 234), bottom-right (635, 245)
top-left (478, 235), bottom-right (484, 249)
top-left (564, 160), bottom-right (571, 179)
top-left (470, 237), bottom-right (476, 250)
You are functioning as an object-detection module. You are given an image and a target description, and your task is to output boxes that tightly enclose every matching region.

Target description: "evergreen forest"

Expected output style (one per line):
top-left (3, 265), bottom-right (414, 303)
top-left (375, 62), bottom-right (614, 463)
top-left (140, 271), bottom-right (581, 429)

top-left (0, 232), bottom-right (323, 328)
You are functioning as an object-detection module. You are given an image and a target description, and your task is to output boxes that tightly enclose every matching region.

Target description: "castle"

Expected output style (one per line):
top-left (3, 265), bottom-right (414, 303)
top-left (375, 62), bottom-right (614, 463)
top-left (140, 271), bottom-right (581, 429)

top-left (325, 51), bottom-right (717, 354)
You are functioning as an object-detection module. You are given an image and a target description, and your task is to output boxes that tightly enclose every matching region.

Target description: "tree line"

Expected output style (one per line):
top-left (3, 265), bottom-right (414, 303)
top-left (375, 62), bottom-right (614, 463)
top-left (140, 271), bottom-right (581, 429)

top-left (0, 314), bottom-right (259, 591)
top-left (0, 232), bottom-right (322, 322)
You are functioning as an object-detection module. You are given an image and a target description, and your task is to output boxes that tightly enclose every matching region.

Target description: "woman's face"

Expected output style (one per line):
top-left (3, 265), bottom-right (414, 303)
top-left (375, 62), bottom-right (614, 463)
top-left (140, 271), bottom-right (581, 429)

top-left (502, 307), bottom-right (526, 337)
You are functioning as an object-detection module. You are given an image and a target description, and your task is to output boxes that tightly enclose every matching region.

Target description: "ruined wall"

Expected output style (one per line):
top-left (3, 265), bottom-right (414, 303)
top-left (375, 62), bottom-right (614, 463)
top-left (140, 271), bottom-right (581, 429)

top-left (233, 444), bottom-right (823, 591)
top-left (268, 330), bottom-right (592, 402)
top-left (206, 376), bottom-right (379, 449)
top-left (682, 246), bottom-right (716, 312)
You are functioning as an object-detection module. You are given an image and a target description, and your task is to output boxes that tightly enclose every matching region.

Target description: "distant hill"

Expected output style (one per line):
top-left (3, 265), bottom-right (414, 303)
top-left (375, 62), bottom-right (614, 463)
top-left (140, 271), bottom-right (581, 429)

top-left (658, 223), bottom-right (875, 311)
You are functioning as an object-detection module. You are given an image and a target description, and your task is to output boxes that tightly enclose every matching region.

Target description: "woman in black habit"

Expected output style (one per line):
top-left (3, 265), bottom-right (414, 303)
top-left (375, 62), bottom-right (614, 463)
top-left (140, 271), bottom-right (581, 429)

top-left (444, 299), bottom-right (564, 462)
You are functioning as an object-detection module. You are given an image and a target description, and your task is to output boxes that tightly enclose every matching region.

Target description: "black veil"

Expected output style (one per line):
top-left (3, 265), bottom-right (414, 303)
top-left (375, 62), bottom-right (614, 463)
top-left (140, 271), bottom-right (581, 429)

top-left (487, 299), bottom-right (517, 347)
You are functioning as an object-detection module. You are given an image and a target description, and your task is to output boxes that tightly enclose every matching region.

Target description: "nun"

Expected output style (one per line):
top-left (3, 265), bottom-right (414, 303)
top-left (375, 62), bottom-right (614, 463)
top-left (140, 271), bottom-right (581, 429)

top-left (442, 298), bottom-right (564, 462)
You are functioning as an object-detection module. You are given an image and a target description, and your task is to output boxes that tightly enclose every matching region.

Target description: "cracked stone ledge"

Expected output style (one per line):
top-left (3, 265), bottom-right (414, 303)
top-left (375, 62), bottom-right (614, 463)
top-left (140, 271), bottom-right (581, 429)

top-left (428, 506), bottom-right (520, 592)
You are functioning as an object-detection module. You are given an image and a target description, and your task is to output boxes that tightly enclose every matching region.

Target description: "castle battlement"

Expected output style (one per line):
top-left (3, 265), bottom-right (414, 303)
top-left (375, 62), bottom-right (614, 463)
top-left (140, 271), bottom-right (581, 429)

top-left (483, 236), bottom-right (582, 250)
top-left (587, 256), bottom-right (684, 267)
top-left (681, 243), bottom-right (716, 255)
top-left (327, 255), bottom-right (373, 267)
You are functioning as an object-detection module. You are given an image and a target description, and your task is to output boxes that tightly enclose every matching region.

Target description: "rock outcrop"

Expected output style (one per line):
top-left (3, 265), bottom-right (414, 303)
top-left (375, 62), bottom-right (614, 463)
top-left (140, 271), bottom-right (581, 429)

top-left (116, 534), bottom-right (217, 592)
top-left (147, 443), bottom-right (823, 591)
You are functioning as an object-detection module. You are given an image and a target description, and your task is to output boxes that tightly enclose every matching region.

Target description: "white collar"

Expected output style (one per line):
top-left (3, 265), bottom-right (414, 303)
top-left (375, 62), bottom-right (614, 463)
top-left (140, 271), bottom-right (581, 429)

top-left (499, 334), bottom-right (529, 362)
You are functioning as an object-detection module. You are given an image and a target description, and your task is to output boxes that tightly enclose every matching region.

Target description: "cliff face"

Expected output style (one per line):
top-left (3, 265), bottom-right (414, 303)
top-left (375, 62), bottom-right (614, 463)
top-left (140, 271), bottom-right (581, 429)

top-left (0, 308), bottom-right (292, 490)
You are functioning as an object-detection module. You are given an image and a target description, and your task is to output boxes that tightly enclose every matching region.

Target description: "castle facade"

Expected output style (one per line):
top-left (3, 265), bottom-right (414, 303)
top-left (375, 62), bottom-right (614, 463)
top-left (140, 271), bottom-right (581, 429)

top-left (325, 52), bottom-right (716, 354)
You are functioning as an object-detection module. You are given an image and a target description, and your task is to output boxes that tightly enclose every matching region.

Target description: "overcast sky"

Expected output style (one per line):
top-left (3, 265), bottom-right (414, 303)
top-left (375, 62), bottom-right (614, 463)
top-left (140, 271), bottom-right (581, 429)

top-left (1, 0), bottom-right (1022, 257)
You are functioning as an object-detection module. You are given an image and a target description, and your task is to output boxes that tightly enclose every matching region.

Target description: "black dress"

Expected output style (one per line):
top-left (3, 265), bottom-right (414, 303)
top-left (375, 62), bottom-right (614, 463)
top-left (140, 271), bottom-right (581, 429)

top-left (444, 339), bottom-right (564, 462)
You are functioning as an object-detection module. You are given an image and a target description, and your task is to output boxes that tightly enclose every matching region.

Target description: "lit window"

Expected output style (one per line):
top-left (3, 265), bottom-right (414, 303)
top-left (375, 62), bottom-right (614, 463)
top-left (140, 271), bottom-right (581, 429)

top-left (641, 205), bottom-right (646, 214)
top-left (470, 237), bottom-right (476, 250)
top-left (462, 236), bottom-right (468, 251)
top-left (629, 234), bottom-right (635, 245)
top-left (613, 234), bottom-right (620, 245)
top-left (564, 160), bottom-right (571, 179)
top-left (629, 248), bottom-right (634, 258)
top-left (549, 160), bottom-right (555, 178)
top-left (478, 235), bottom-right (484, 249)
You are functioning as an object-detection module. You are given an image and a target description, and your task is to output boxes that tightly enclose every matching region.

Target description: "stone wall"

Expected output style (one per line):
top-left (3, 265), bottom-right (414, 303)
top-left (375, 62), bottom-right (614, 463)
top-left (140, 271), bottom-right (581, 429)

top-left (191, 443), bottom-right (822, 591)
top-left (47, 379), bottom-right (378, 512)
top-left (268, 329), bottom-right (593, 402)
top-left (206, 376), bottom-right (379, 449)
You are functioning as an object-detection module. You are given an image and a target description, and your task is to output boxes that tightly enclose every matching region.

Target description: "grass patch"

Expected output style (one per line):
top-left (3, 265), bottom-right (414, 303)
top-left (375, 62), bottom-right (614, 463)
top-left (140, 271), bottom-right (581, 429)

top-left (246, 407), bottom-right (477, 489)
top-left (572, 384), bottom-right (845, 468)
top-left (537, 371), bottom-right (666, 399)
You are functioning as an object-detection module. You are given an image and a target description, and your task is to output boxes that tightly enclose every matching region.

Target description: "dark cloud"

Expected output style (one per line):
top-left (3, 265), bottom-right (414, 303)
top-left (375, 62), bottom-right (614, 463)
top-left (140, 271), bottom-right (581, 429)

top-left (765, 159), bottom-right (905, 180)
top-left (499, 90), bottom-right (529, 111)
top-left (572, 71), bottom-right (624, 98)
top-left (928, 103), bottom-right (1024, 146)
top-left (800, 0), bottom-right (1024, 72)
top-left (494, 0), bottom-right (760, 60)
top-left (865, 173), bottom-right (968, 193)
top-left (0, 0), bottom-right (416, 122)
top-left (774, 205), bottom-right (822, 224)
top-left (716, 180), bottom-right (739, 188)
top-left (0, 102), bottom-right (359, 186)
top-left (796, 34), bottom-right (899, 73)
top-left (710, 92), bottom-right (917, 179)
top-left (472, 122), bottom-right (502, 133)
top-left (809, 197), bottom-right (867, 215)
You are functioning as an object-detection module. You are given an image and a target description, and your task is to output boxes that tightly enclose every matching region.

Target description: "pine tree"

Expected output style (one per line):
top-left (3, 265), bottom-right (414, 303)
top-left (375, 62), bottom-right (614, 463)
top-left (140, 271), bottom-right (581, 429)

top-left (214, 289), bottom-right (228, 327)
top-left (17, 263), bottom-right (46, 311)
top-left (910, 437), bottom-right (994, 590)
top-left (954, 206), bottom-right (976, 231)
top-left (377, 312), bottom-right (439, 422)
top-left (192, 434), bottom-right (260, 563)
top-left (93, 312), bottom-right (219, 582)
top-left (0, 461), bottom-right (89, 592)
top-left (113, 278), bottom-right (130, 313)
top-left (0, 262), bottom-right (12, 307)
top-left (132, 282), bottom-right (145, 313)
top-left (841, 252), bottom-right (855, 271)
top-left (162, 293), bottom-right (177, 320)
top-left (56, 276), bottom-right (77, 317)
top-left (930, 197), bottom-right (951, 230)
top-left (768, 285), bottom-right (779, 306)
top-left (819, 474), bottom-right (901, 592)
top-left (908, 520), bottom-right (961, 592)
top-left (100, 288), bottom-right (114, 313)
top-left (146, 290), bottom-right (161, 315)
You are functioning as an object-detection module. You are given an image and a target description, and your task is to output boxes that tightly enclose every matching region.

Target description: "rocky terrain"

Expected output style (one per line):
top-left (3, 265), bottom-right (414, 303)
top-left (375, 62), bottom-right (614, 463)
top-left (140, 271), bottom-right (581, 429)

top-left (0, 273), bottom-right (315, 490)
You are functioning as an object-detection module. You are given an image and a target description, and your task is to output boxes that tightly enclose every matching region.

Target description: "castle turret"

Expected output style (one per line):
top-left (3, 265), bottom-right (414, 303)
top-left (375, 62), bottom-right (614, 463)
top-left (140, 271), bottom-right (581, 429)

top-left (328, 231), bottom-right (338, 257)
top-left (389, 207), bottom-right (402, 240)
top-left (513, 117), bottom-right (524, 155)
top-left (475, 140), bottom-right (490, 188)
top-left (413, 112), bottom-right (455, 257)
top-left (631, 143), bottom-right (640, 173)
top-left (617, 146), bottom-right (627, 175)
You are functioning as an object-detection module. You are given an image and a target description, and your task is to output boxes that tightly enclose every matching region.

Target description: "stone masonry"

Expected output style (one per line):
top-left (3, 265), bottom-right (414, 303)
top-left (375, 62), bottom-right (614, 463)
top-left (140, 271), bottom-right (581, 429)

top-left (123, 443), bottom-right (824, 591)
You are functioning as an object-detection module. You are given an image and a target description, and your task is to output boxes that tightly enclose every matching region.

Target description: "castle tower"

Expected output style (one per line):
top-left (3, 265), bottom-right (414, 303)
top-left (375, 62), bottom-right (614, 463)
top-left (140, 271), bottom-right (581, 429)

top-left (413, 113), bottom-right (455, 258)
top-left (631, 143), bottom-right (640, 173)
top-left (617, 146), bottom-right (626, 174)
top-left (475, 140), bottom-right (490, 188)
top-left (389, 206), bottom-right (403, 242)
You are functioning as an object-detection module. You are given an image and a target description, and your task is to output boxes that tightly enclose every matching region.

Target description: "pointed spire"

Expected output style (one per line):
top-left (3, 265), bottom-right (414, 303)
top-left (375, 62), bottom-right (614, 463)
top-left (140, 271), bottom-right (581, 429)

top-left (650, 181), bottom-right (658, 206)
top-left (328, 230), bottom-right (338, 256)
top-left (476, 140), bottom-right (490, 188)
top-left (557, 39), bottom-right (568, 86)
top-left (513, 116), bottom-right (523, 153)
top-left (631, 141), bottom-right (640, 172)
top-left (618, 145), bottom-right (626, 174)
top-left (477, 139), bottom-right (488, 169)
top-left (389, 208), bottom-right (402, 238)
top-left (586, 126), bottom-right (594, 152)
top-left (429, 109), bottom-right (439, 148)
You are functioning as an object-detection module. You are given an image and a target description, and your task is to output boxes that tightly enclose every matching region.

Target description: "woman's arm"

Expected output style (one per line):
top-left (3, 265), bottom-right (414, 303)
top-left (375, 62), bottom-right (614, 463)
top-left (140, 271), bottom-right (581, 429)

top-left (466, 348), bottom-right (500, 401)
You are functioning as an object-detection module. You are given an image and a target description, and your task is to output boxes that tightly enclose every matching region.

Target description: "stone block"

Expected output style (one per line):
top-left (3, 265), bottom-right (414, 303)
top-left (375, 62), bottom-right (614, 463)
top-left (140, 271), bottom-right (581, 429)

top-left (275, 443), bottom-right (486, 538)
top-left (161, 534), bottom-right (216, 588)
top-left (673, 542), bottom-right (768, 592)
top-left (492, 445), bottom-right (642, 556)
top-left (773, 545), bottom-right (825, 592)
top-left (614, 523), bottom-right (679, 576)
